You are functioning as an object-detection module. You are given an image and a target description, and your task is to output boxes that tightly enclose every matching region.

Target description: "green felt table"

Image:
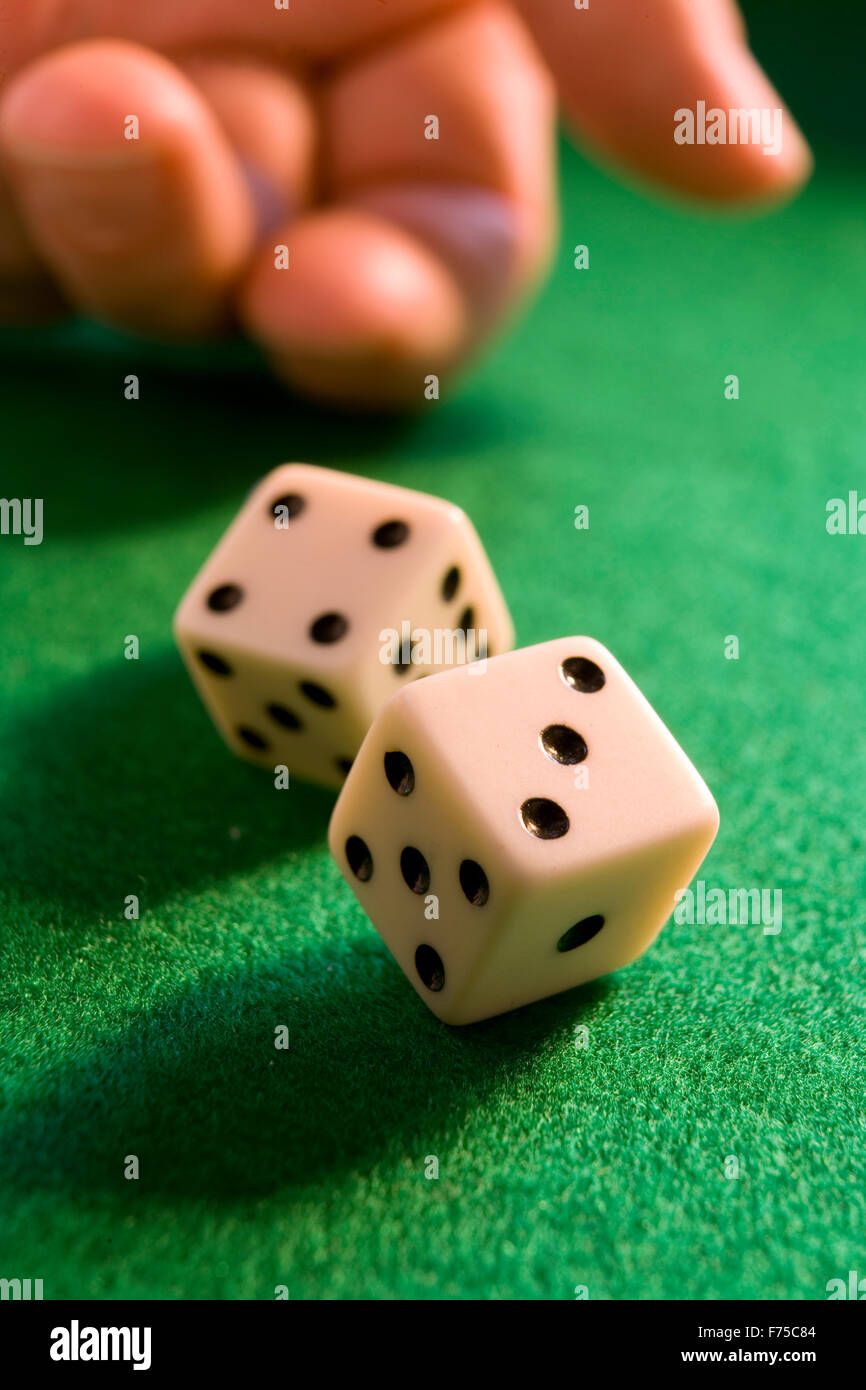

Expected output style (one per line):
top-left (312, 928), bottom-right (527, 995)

top-left (1, 34), bottom-right (865, 1298)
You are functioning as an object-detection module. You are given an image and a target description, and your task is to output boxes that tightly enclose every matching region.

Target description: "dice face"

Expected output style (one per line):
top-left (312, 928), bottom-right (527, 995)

top-left (328, 636), bottom-right (719, 1024)
top-left (174, 464), bottom-right (514, 788)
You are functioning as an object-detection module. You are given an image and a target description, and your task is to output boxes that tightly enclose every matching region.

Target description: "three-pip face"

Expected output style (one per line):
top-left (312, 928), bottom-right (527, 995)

top-left (329, 636), bottom-right (720, 1024)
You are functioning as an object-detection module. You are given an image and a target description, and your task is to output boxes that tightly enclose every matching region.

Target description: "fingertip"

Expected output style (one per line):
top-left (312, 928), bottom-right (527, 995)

top-left (350, 183), bottom-right (554, 331)
top-left (659, 38), bottom-right (814, 208)
top-left (0, 39), bottom-right (254, 335)
top-left (521, 0), bottom-right (813, 209)
top-left (238, 208), bottom-right (468, 408)
top-left (704, 46), bottom-right (814, 207)
top-left (0, 39), bottom-right (205, 154)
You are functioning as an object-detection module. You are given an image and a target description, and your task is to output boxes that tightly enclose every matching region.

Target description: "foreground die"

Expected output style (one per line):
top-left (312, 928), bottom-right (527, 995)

top-left (329, 636), bottom-right (719, 1024)
top-left (174, 464), bottom-right (513, 788)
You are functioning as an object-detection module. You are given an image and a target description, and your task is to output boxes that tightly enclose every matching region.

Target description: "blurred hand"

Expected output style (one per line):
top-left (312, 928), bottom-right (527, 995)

top-left (0, 1), bottom-right (811, 407)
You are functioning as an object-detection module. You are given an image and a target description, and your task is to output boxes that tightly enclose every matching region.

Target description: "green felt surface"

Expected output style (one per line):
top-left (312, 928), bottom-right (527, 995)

top-left (2, 124), bottom-right (866, 1299)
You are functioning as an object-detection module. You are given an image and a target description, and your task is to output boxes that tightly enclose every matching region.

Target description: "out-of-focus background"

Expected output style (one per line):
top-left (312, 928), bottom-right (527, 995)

top-left (0, 0), bottom-right (864, 1299)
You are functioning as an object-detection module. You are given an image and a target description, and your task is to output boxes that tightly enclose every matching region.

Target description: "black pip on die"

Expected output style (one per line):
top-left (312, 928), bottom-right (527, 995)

top-left (329, 637), bottom-right (719, 1023)
top-left (174, 464), bottom-right (514, 788)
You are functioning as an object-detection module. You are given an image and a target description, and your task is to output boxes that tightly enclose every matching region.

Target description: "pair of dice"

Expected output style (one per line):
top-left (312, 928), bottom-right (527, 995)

top-left (175, 464), bottom-right (719, 1025)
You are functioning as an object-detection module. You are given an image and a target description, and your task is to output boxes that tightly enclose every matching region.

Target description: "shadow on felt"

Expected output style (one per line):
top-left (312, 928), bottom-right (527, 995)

top-left (0, 333), bottom-right (530, 538)
top-left (1, 647), bottom-right (332, 918)
top-left (0, 947), bottom-right (611, 1201)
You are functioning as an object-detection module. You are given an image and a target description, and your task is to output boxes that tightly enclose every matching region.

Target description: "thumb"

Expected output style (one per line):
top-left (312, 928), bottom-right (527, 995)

top-left (516, 0), bottom-right (812, 204)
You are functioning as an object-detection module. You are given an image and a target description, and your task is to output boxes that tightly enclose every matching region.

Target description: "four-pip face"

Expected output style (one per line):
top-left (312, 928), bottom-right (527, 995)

top-left (175, 466), bottom-right (719, 1025)
top-left (329, 636), bottom-right (719, 1024)
top-left (174, 463), bottom-right (514, 788)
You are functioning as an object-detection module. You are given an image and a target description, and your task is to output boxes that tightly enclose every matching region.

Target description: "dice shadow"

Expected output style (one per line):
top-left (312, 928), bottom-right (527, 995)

top-left (0, 344), bottom-right (405, 537)
top-left (1, 647), bottom-right (333, 918)
top-left (0, 334), bottom-right (526, 539)
top-left (0, 944), bottom-right (610, 1202)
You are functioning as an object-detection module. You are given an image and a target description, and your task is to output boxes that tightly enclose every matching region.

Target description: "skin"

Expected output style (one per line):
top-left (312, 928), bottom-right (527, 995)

top-left (0, 1), bottom-right (811, 408)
